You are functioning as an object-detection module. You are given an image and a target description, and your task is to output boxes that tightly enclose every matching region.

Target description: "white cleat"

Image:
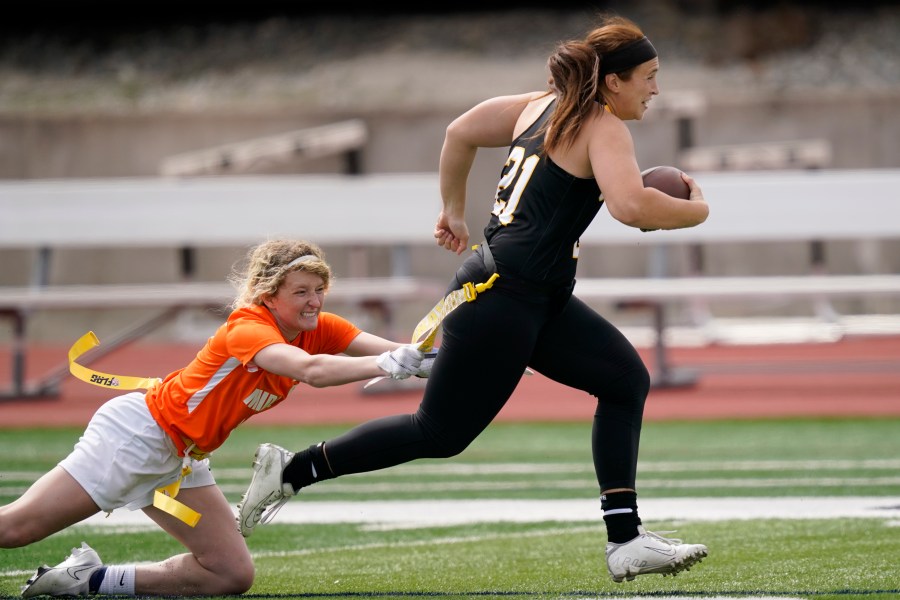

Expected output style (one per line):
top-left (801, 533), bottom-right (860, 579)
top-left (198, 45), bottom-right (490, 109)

top-left (21, 542), bottom-right (102, 598)
top-left (606, 526), bottom-right (708, 583)
top-left (236, 443), bottom-right (296, 538)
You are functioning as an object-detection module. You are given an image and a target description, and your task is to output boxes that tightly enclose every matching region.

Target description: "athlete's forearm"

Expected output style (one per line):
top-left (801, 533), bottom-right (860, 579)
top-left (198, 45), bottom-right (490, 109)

top-left (438, 132), bottom-right (476, 220)
top-left (289, 354), bottom-right (384, 388)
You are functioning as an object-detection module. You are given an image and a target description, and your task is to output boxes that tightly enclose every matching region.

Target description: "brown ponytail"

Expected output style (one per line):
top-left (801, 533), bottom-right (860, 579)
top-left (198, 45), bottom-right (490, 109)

top-left (543, 15), bottom-right (647, 155)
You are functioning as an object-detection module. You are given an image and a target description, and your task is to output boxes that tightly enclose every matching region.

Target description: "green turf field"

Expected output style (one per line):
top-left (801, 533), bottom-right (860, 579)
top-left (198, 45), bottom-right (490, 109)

top-left (2, 418), bottom-right (899, 599)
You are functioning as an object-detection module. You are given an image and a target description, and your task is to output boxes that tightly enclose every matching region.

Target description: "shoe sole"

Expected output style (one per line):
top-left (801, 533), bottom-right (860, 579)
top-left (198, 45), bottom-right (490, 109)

top-left (236, 444), bottom-right (284, 537)
top-left (610, 547), bottom-right (708, 583)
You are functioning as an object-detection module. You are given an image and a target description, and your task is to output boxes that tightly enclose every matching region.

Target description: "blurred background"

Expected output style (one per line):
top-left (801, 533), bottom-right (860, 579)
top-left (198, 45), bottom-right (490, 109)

top-left (1, 0), bottom-right (899, 356)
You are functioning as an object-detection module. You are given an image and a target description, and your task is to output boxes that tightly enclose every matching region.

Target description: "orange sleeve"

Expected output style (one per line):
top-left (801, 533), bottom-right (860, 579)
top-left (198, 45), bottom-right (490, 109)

top-left (225, 307), bottom-right (287, 365)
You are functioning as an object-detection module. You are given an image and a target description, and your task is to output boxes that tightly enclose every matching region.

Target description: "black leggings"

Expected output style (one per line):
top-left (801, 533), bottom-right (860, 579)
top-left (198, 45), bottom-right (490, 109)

top-left (326, 258), bottom-right (650, 492)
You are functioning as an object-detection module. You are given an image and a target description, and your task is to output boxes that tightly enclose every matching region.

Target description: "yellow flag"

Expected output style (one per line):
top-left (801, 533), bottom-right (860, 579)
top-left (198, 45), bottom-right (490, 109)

top-left (68, 331), bottom-right (162, 391)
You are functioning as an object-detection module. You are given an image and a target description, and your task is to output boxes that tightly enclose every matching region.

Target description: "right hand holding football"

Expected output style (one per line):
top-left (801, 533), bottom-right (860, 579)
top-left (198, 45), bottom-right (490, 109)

top-left (376, 344), bottom-right (425, 380)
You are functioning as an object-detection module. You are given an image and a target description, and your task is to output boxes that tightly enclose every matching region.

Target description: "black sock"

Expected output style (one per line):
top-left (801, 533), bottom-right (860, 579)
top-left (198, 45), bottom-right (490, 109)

top-left (601, 491), bottom-right (642, 544)
top-left (282, 442), bottom-right (336, 491)
top-left (88, 566), bottom-right (107, 595)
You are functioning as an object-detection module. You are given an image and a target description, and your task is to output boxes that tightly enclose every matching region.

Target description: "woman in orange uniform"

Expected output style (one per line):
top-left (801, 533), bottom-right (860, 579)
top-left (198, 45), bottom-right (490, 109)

top-left (1, 238), bottom-right (426, 597)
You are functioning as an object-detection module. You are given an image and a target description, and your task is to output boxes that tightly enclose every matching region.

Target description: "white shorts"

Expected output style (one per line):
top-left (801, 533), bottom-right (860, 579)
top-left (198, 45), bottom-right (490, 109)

top-left (59, 391), bottom-right (216, 512)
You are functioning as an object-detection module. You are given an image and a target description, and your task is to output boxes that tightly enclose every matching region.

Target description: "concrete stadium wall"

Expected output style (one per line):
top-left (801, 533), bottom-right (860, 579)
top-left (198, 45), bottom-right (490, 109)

top-left (2, 91), bottom-right (899, 342)
top-left (2, 91), bottom-right (899, 179)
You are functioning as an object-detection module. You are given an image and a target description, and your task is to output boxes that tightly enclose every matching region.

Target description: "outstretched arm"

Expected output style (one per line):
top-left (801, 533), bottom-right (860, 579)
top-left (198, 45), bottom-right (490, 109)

top-left (252, 337), bottom-right (422, 388)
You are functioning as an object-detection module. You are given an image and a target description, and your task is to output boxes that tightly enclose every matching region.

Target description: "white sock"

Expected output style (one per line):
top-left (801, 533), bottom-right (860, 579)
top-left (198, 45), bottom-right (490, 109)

top-left (97, 565), bottom-right (136, 596)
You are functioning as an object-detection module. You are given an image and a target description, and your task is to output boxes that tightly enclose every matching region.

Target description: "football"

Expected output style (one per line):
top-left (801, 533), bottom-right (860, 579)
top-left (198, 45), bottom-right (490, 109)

top-left (642, 165), bottom-right (691, 199)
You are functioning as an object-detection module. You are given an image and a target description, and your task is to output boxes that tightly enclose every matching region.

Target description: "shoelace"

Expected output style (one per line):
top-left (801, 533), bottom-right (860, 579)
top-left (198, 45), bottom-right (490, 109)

top-left (643, 530), bottom-right (683, 545)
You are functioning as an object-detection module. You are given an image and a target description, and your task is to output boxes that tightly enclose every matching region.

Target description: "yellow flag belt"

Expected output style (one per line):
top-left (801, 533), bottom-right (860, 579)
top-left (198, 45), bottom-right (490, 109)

top-left (67, 331), bottom-right (201, 527)
top-left (68, 331), bottom-right (162, 391)
top-left (364, 244), bottom-right (499, 389)
top-left (411, 271), bottom-right (500, 352)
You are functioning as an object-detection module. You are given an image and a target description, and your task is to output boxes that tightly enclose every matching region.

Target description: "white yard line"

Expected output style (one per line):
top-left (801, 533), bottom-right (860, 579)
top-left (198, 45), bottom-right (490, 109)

top-left (78, 496), bottom-right (900, 528)
top-left (16, 498), bottom-right (897, 600)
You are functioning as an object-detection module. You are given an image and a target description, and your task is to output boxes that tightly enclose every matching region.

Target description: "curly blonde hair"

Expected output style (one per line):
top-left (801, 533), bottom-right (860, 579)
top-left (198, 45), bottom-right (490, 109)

top-left (229, 239), bottom-right (332, 309)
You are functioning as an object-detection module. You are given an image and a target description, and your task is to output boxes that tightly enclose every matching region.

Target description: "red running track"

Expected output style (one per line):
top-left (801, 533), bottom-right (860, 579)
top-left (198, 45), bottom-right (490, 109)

top-left (1, 335), bottom-right (898, 428)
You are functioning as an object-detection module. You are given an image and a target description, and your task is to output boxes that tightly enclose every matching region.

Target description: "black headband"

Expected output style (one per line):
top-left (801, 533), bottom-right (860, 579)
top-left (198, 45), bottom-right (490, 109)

top-left (600, 36), bottom-right (658, 75)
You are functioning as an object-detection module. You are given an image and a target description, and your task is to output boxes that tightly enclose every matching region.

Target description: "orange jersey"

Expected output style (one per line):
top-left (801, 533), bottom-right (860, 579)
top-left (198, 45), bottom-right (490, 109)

top-left (145, 305), bottom-right (361, 456)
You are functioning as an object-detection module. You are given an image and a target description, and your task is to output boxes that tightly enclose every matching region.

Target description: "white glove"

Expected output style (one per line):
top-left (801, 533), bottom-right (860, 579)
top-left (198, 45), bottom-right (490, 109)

top-left (415, 350), bottom-right (437, 378)
top-left (376, 344), bottom-right (424, 380)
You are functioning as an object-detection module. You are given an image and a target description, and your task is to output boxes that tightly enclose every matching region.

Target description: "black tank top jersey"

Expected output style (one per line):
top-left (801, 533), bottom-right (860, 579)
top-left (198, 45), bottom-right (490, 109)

top-left (483, 99), bottom-right (603, 289)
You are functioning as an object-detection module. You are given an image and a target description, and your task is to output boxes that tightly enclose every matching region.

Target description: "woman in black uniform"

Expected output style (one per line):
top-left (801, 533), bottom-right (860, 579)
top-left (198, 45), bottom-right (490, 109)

top-left (240, 14), bottom-right (710, 583)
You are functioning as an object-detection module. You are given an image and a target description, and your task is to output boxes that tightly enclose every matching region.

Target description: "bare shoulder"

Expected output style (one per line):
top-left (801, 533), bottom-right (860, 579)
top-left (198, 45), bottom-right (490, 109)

top-left (585, 106), bottom-right (633, 149)
top-left (591, 105), bottom-right (627, 132)
top-left (513, 93), bottom-right (556, 138)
